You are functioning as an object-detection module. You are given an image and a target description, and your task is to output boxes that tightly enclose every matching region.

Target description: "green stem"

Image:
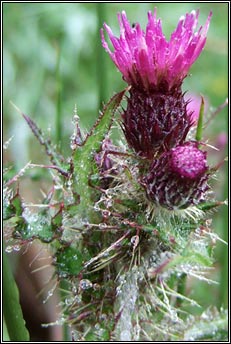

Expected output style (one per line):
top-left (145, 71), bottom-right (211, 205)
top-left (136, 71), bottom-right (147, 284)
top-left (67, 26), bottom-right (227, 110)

top-left (96, 3), bottom-right (108, 109)
top-left (3, 242), bottom-right (30, 341)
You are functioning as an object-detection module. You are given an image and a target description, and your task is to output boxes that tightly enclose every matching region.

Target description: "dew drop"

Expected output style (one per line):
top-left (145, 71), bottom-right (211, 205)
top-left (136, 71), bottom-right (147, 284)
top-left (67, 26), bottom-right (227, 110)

top-left (93, 283), bottom-right (100, 291)
top-left (79, 279), bottom-right (92, 290)
top-left (72, 286), bottom-right (77, 294)
top-left (120, 330), bottom-right (131, 341)
top-left (130, 235), bottom-right (139, 246)
top-left (72, 114), bottom-right (79, 124)
top-left (65, 297), bottom-right (73, 306)
top-left (99, 313), bottom-right (107, 321)
top-left (13, 244), bottom-right (21, 252)
top-left (5, 246), bottom-right (13, 253)
top-left (70, 142), bottom-right (77, 150)
top-left (43, 290), bottom-right (54, 304)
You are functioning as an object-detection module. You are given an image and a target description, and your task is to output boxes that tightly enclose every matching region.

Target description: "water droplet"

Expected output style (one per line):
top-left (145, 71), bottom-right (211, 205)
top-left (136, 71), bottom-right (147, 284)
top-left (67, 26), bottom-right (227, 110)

top-left (99, 223), bottom-right (108, 230)
top-left (72, 286), bottom-right (77, 294)
top-left (120, 330), bottom-right (131, 341)
top-left (3, 136), bottom-right (14, 150)
top-left (67, 179), bottom-right (72, 187)
top-left (99, 313), bottom-right (107, 321)
top-left (65, 297), bottom-right (73, 306)
top-left (94, 323), bottom-right (100, 330)
top-left (59, 272), bottom-right (68, 278)
top-left (72, 114), bottom-right (79, 124)
top-left (5, 246), bottom-right (13, 253)
top-left (130, 235), bottom-right (139, 246)
top-left (43, 290), bottom-right (54, 303)
top-left (102, 209), bottom-right (110, 217)
top-left (79, 279), bottom-right (92, 290)
top-left (54, 185), bottom-right (61, 190)
top-left (13, 244), bottom-right (21, 252)
top-left (93, 283), bottom-right (100, 291)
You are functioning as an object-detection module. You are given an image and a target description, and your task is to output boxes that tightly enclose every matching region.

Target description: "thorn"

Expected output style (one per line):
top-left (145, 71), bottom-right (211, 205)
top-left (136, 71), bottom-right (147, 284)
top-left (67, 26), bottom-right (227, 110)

top-left (9, 101), bottom-right (24, 116)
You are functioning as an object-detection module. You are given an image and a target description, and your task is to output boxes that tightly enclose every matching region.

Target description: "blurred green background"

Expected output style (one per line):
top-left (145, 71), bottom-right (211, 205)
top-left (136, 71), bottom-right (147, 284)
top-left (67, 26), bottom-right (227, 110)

top-left (3, 2), bottom-right (228, 340)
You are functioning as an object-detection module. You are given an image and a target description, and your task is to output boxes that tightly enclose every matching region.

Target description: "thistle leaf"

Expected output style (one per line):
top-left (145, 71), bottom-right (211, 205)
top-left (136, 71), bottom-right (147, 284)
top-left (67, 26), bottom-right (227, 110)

top-left (10, 102), bottom-right (67, 171)
top-left (183, 308), bottom-right (228, 341)
top-left (72, 89), bottom-right (126, 218)
top-left (55, 245), bottom-right (83, 277)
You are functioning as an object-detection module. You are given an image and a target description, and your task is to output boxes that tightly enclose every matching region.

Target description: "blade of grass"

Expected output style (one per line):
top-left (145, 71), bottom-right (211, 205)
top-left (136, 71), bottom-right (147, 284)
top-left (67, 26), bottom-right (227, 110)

top-left (3, 242), bottom-right (30, 341)
top-left (3, 317), bottom-right (10, 341)
top-left (55, 43), bottom-right (62, 145)
top-left (195, 96), bottom-right (204, 141)
top-left (96, 3), bottom-right (108, 109)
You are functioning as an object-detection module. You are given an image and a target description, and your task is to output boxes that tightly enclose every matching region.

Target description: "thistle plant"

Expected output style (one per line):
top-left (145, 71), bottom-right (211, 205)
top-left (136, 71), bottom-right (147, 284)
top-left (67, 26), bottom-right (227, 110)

top-left (3, 8), bottom-right (228, 341)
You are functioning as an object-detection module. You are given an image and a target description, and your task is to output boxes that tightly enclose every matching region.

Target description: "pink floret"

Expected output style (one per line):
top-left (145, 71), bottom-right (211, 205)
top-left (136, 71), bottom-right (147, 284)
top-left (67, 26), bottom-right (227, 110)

top-left (101, 9), bottom-right (212, 92)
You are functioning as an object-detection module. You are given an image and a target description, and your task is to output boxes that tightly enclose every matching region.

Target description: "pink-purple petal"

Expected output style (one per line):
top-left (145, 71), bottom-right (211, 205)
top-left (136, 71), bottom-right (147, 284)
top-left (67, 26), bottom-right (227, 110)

top-left (101, 9), bottom-right (212, 92)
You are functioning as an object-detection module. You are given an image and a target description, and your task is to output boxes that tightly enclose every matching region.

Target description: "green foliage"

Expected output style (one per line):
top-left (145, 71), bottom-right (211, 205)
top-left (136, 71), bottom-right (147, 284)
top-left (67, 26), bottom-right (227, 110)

top-left (195, 96), bottom-right (204, 142)
top-left (183, 308), bottom-right (228, 341)
top-left (3, 89), bottom-right (228, 340)
top-left (56, 246), bottom-right (83, 277)
top-left (3, 3), bottom-right (228, 341)
top-left (3, 191), bottom-right (23, 221)
top-left (3, 244), bottom-right (30, 341)
top-left (72, 89), bottom-right (126, 218)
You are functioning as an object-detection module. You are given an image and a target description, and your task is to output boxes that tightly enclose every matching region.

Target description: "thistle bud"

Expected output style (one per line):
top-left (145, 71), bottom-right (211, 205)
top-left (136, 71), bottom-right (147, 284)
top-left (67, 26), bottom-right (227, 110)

top-left (142, 142), bottom-right (209, 210)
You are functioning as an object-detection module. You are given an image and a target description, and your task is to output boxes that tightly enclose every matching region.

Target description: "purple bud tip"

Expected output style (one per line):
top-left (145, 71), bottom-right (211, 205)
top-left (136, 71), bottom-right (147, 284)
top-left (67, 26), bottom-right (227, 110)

top-left (170, 143), bottom-right (208, 179)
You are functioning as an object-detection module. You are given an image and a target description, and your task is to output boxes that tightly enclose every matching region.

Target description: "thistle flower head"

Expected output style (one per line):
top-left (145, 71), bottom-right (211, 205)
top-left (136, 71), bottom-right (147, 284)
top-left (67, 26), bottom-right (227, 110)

top-left (101, 9), bottom-right (212, 93)
top-left (123, 88), bottom-right (192, 158)
top-left (142, 142), bottom-right (209, 210)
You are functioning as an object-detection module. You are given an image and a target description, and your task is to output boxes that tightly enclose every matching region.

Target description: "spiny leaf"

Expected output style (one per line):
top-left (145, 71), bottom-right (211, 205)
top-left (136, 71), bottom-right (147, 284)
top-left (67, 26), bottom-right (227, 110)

top-left (13, 205), bottom-right (63, 243)
top-left (166, 250), bottom-right (212, 271)
top-left (55, 245), bottom-right (83, 277)
top-left (3, 191), bottom-right (23, 221)
top-left (10, 102), bottom-right (66, 171)
top-left (197, 200), bottom-right (227, 211)
top-left (72, 89), bottom-right (126, 218)
top-left (183, 308), bottom-right (228, 341)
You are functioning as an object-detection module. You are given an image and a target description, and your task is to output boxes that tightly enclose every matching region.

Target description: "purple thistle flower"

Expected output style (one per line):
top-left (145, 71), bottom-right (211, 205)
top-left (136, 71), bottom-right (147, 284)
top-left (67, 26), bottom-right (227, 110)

top-left (141, 142), bottom-right (209, 210)
top-left (101, 9), bottom-right (212, 159)
top-left (101, 9), bottom-right (212, 92)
